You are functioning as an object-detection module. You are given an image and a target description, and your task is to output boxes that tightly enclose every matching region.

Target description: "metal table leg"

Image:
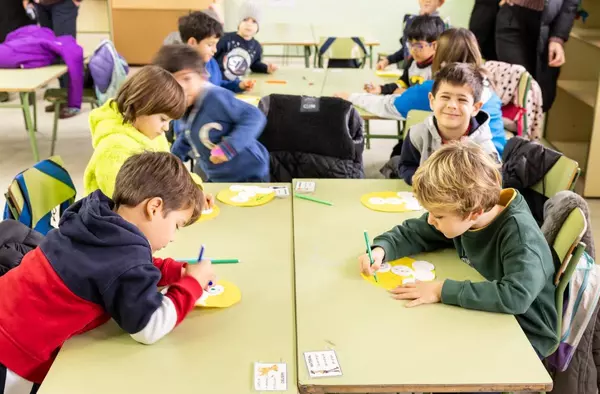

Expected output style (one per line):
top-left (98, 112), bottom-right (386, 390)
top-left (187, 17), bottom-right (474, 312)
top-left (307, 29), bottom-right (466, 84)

top-left (19, 92), bottom-right (40, 161)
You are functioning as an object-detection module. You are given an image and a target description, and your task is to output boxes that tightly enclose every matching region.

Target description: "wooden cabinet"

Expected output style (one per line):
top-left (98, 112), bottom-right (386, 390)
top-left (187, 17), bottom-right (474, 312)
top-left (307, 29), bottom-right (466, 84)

top-left (545, 0), bottom-right (600, 196)
top-left (109, 0), bottom-right (213, 65)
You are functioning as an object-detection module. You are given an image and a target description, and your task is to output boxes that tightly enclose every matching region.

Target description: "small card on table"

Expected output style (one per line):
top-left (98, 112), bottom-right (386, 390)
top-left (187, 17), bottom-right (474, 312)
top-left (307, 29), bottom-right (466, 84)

top-left (254, 362), bottom-right (287, 391)
top-left (295, 181), bottom-right (316, 194)
top-left (303, 350), bottom-right (342, 378)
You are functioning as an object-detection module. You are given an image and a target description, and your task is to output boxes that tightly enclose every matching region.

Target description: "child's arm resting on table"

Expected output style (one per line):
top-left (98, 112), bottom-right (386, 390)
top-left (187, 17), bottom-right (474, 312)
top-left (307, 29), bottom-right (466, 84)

top-left (215, 94), bottom-right (267, 160)
top-left (442, 245), bottom-right (548, 314)
top-left (346, 93), bottom-right (404, 120)
top-left (373, 213), bottom-right (454, 262)
top-left (102, 264), bottom-right (202, 345)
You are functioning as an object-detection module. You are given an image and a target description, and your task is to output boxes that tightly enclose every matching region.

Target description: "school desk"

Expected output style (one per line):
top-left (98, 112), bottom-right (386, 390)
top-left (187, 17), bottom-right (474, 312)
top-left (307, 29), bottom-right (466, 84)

top-left (292, 179), bottom-right (553, 393)
top-left (249, 68), bottom-right (328, 98)
top-left (257, 23), bottom-right (317, 68)
top-left (310, 24), bottom-right (381, 68)
top-left (37, 183), bottom-right (298, 394)
top-left (0, 65), bottom-right (68, 162)
top-left (321, 68), bottom-right (402, 148)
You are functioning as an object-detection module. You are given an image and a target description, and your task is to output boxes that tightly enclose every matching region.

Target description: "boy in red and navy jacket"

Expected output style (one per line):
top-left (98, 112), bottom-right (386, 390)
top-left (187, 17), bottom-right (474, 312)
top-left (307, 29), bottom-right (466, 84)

top-left (0, 152), bottom-right (214, 392)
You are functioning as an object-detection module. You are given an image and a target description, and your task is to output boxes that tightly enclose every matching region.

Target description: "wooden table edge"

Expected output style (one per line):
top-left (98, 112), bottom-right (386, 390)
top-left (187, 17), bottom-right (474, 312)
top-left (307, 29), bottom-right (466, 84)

top-left (0, 68), bottom-right (68, 93)
top-left (298, 382), bottom-right (553, 393)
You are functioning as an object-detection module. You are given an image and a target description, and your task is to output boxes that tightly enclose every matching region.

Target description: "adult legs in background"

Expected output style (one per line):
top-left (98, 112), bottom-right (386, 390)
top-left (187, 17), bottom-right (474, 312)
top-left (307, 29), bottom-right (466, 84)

top-left (495, 4), bottom-right (542, 76)
top-left (469, 0), bottom-right (500, 61)
top-left (35, 0), bottom-right (81, 117)
top-left (51, 0), bottom-right (78, 38)
top-left (537, 46), bottom-right (562, 112)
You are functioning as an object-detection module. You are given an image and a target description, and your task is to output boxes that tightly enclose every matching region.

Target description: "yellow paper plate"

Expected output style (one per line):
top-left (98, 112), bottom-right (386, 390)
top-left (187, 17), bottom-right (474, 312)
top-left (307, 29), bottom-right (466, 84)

top-left (236, 95), bottom-right (261, 106)
top-left (195, 280), bottom-right (241, 308)
top-left (197, 204), bottom-right (220, 222)
top-left (217, 185), bottom-right (275, 207)
top-left (361, 191), bottom-right (423, 213)
top-left (361, 257), bottom-right (435, 290)
top-left (375, 70), bottom-right (402, 78)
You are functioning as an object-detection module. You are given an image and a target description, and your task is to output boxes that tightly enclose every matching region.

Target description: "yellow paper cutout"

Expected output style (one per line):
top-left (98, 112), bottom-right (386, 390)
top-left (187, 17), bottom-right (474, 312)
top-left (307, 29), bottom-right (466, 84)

top-left (361, 191), bottom-right (423, 213)
top-left (195, 280), bottom-right (241, 308)
top-left (236, 94), bottom-right (261, 107)
top-left (361, 257), bottom-right (436, 290)
top-left (196, 204), bottom-right (220, 222)
top-left (217, 185), bottom-right (275, 207)
top-left (375, 70), bottom-right (403, 78)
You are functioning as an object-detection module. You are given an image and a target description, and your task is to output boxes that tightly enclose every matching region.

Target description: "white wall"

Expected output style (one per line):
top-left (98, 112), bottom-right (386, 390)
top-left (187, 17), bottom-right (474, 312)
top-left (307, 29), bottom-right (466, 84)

top-left (223, 0), bottom-right (474, 55)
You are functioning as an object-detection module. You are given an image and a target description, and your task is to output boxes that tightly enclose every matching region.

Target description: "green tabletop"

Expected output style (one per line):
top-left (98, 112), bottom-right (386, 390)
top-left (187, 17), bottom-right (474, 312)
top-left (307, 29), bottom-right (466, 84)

top-left (0, 65), bottom-right (67, 92)
top-left (293, 179), bottom-right (553, 393)
top-left (38, 183), bottom-right (298, 394)
top-left (242, 68), bottom-right (327, 99)
top-left (321, 69), bottom-right (399, 120)
top-left (320, 68), bottom-right (397, 97)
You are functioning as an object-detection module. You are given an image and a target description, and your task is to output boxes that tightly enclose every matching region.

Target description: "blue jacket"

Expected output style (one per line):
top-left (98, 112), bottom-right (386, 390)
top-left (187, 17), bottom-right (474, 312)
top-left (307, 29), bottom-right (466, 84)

top-left (393, 80), bottom-right (506, 156)
top-left (172, 84), bottom-right (269, 182)
top-left (206, 57), bottom-right (243, 93)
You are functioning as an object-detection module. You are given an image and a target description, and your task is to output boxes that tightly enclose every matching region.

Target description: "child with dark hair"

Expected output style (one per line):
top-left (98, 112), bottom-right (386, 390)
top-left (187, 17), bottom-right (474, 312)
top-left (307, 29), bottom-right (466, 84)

top-left (377, 0), bottom-right (447, 70)
top-left (154, 44), bottom-right (269, 183)
top-left (165, 11), bottom-right (254, 93)
top-left (398, 62), bottom-right (500, 185)
top-left (366, 14), bottom-right (446, 95)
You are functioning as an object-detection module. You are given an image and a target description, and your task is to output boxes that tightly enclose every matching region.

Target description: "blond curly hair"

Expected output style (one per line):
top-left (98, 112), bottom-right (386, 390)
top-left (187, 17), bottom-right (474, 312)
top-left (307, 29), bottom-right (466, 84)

top-left (412, 141), bottom-right (502, 217)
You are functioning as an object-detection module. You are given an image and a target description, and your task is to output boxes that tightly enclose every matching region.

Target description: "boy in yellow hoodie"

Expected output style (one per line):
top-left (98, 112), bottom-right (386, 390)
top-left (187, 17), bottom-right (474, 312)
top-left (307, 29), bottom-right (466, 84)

top-left (84, 65), bottom-right (214, 206)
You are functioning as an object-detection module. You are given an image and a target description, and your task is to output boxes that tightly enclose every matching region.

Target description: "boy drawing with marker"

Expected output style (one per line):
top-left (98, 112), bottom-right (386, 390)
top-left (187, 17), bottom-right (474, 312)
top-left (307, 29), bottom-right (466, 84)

top-left (0, 152), bottom-right (215, 392)
top-left (360, 142), bottom-right (559, 359)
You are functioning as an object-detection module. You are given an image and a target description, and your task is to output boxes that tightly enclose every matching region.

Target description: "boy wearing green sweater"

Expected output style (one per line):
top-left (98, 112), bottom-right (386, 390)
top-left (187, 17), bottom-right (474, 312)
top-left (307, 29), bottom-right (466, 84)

top-left (359, 142), bottom-right (558, 358)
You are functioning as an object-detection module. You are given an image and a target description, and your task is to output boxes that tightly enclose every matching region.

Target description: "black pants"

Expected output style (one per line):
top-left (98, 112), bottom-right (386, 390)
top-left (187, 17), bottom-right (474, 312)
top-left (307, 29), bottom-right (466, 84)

top-left (495, 4), bottom-right (542, 77)
top-left (34, 0), bottom-right (78, 38)
top-left (469, 0), bottom-right (500, 61)
top-left (34, 0), bottom-right (79, 89)
top-left (0, 0), bottom-right (33, 43)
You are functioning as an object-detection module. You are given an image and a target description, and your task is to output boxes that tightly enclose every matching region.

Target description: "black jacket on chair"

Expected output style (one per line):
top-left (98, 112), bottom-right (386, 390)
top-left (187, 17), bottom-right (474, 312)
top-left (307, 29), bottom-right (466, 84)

top-left (502, 136), bottom-right (562, 225)
top-left (258, 94), bottom-right (365, 182)
top-left (0, 219), bottom-right (44, 276)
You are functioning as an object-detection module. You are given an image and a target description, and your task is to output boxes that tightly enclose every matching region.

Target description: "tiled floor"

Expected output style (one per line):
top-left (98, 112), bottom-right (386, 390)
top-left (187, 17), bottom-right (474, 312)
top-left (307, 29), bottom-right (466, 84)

top-left (1, 74), bottom-right (598, 250)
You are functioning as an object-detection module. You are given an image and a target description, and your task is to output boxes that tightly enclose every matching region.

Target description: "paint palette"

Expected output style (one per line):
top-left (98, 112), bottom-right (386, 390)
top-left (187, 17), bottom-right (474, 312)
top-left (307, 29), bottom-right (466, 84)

top-left (361, 191), bottom-right (423, 213)
top-left (361, 257), bottom-right (435, 290)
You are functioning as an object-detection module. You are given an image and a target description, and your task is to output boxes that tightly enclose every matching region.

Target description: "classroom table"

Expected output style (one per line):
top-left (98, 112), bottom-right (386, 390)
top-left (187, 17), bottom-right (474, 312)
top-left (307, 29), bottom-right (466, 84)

top-left (258, 23), bottom-right (316, 68)
top-left (249, 68), bottom-right (328, 98)
top-left (311, 24), bottom-right (381, 68)
top-left (37, 183), bottom-right (298, 394)
top-left (0, 65), bottom-right (68, 161)
top-left (293, 179), bottom-right (553, 393)
top-left (320, 68), bottom-right (403, 145)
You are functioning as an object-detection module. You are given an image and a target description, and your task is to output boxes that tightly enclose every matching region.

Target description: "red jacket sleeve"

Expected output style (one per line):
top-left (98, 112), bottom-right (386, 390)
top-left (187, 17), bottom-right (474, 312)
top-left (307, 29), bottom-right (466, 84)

top-left (152, 258), bottom-right (185, 287)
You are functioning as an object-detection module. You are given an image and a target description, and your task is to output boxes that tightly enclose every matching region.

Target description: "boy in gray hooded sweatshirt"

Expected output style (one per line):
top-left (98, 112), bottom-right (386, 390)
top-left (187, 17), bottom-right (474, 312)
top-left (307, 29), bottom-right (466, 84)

top-left (399, 62), bottom-right (500, 185)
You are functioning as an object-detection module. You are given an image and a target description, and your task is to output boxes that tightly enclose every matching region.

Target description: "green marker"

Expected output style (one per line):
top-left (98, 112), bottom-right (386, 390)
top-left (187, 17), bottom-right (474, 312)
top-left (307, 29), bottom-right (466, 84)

top-left (363, 230), bottom-right (378, 282)
top-left (294, 193), bottom-right (333, 206)
top-left (180, 258), bottom-right (240, 264)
